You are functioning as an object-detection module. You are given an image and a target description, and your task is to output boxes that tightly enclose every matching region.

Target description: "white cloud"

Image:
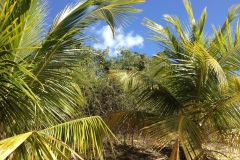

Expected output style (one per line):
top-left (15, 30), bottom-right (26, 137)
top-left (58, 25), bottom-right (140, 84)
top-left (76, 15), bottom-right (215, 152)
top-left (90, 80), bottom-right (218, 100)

top-left (92, 26), bottom-right (144, 56)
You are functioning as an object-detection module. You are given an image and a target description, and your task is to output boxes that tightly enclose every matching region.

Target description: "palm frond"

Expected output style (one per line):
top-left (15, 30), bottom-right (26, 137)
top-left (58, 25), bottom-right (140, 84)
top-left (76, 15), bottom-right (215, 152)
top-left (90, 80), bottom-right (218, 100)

top-left (142, 18), bottom-right (176, 51)
top-left (0, 0), bottom-right (47, 61)
top-left (202, 92), bottom-right (240, 128)
top-left (234, 75), bottom-right (240, 92)
top-left (220, 4), bottom-right (240, 34)
top-left (142, 115), bottom-right (206, 160)
top-left (89, 0), bottom-right (145, 35)
top-left (212, 19), bottom-right (240, 73)
top-left (15, 0), bottom-right (48, 61)
top-left (198, 7), bottom-right (207, 36)
top-left (184, 42), bottom-right (228, 94)
top-left (0, 52), bottom-right (41, 135)
top-left (0, 116), bottom-right (116, 159)
top-left (169, 138), bottom-right (180, 160)
top-left (234, 20), bottom-right (240, 46)
top-left (211, 4), bottom-right (240, 44)
top-left (0, 132), bottom-right (32, 160)
top-left (183, 0), bottom-right (195, 27)
top-left (163, 14), bottom-right (187, 41)
top-left (41, 116), bottom-right (116, 159)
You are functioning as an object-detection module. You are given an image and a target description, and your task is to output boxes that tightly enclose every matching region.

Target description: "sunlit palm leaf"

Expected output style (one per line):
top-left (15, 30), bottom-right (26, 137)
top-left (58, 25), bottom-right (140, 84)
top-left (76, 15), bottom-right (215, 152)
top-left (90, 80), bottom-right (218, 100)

top-left (163, 14), bottom-right (187, 41)
top-left (215, 4), bottom-right (240, 38)
top-left (142, 18), bottom-right (177, 51)
top-left (0, 132), bottom-right (32, 160)
top-left (0, 116), bottom-right (116, 159)
top-left (41, 116), bottom-right (116, 159)
top-left (198, 7), bottom-right (207, 36)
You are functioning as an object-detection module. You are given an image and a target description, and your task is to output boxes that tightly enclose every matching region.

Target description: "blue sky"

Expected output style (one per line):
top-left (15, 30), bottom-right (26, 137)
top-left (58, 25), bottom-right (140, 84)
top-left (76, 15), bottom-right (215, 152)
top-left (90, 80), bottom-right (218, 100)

top-left (49, 0), bottom-right (240, 56)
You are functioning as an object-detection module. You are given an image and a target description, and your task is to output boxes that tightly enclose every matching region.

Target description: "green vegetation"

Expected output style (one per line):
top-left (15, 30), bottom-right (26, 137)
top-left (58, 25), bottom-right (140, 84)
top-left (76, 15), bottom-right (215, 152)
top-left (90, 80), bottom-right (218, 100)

top-left (0, 0), bottom-right (145, 159)
top-left (0, 0), bottom-right (240, 159)
top-left (108, 0), bottom-right (240, 159)
top-left (80, 47), bottom-right (149, 116)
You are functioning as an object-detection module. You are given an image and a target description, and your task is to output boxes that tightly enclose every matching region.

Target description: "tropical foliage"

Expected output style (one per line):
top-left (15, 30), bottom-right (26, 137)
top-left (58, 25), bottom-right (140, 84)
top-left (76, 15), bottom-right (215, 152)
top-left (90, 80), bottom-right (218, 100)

top-left (79, 47), bottom-right (149, 116)
top-left (108, 0), bottom-right (240, 159)
top-left (0, 0), bottom-right (145, 159)
top-left (1, 0), bottom-right (240, 159)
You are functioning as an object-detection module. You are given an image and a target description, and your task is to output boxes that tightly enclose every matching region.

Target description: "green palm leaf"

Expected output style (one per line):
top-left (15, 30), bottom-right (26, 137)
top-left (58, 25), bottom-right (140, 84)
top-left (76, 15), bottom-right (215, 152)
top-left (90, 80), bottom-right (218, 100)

top-left (0, 116), bottom-right (116, 159)
top-left (0, 132), bottom-right (32, 160)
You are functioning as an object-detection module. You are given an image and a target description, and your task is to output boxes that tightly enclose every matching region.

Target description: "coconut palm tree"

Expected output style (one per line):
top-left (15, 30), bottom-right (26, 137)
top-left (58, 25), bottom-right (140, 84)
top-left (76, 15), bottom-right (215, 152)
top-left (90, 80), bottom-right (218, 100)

top-left (108, 0), bottom-right (240, 159)
top-left (0, 0), bottom-right (145, 159)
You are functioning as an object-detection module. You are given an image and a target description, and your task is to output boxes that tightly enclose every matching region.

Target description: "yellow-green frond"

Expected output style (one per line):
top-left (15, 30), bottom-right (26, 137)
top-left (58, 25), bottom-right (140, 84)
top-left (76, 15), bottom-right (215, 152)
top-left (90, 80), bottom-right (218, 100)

top-left (0, 132), bottom-right (32, 160)
top-left (183, 0), bottom-right (195, 26)
top-left (142, 116), bottom-right (206, 160)
top-left (198, 7), bottom-right (207, 36)
top-left (41, 116), bottom-right (116, 159)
